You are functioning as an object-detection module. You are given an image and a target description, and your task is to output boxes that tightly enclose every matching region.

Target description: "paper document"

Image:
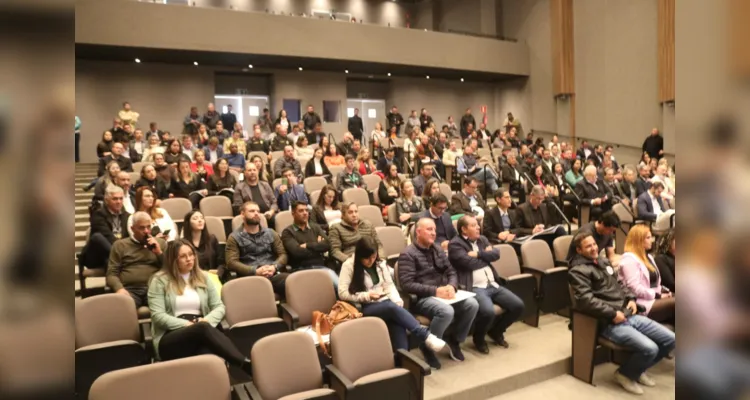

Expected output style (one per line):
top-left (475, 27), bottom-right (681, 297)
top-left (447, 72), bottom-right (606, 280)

top-left (432, 290), bottom-right (477, 305)
top-left (512, 224), bottom-right (563, 245)
top-left (297, 326), bottom-right (330, 345)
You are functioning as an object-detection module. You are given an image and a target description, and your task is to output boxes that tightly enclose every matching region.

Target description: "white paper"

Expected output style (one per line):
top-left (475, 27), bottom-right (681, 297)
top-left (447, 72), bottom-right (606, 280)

top-left (431, 290), bottom-right (477, 305)
top-left (368, 109), bottom-right (377, 118)
top-left (249, 106), bottom-right (260, 117)
top-left (512, 224), bottom-right (563, 244)
top-left (297, 326), bottom-right (330, 345)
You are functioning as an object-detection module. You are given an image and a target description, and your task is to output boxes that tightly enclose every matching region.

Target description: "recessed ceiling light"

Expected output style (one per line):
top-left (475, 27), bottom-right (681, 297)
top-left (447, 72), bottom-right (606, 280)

top-left (424, 29), bottom-right (427, 31)
top-left (193, 61), bottom-right (199, 66)
top-left (460, 78), bottom-right (464, 82)
top-left (248, 64), bottom-right (253, 68)
top-left (426, 75), bottom-right (430, 79)
top-left (387, 73), bottom-right (391, 77)
top-left (345, 70), bottom-right (349, 73)
top-left (298, 67), bottom-right (303, 71)
top-left (135, 58), bottom-right (141, 63)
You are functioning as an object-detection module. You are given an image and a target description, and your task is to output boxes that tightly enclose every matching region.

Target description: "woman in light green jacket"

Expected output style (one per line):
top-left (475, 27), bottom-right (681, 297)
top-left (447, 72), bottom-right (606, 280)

top-left (148, 239), bottom-right (251, 373)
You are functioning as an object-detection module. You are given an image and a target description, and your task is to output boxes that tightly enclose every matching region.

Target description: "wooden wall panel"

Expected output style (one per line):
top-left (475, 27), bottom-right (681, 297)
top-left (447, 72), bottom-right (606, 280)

top-left (729, 0), bottom-right (750, 78)
top-left (550, 0), bottom-right (575, 96)
top-left (658, 0), bottom-right (675, 103)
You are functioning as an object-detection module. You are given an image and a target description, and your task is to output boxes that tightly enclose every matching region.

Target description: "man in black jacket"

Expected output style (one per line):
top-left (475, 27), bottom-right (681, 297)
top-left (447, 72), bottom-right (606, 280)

top-left (569, 233), bottom-right (674, 395)
top-left (347, 108), bottom-right (364, 143)
top-left (398, 218), bottom-right (479, 369)
top-left (575, 165), bottom-right (613, 220)
top-left (220, 104), bottom-right (237, 132)
top-left (500, 154), bottom-right (527, 204)
top-left (516, 186), bottom-right (566, 248)
top-left (98, 142), bottom-right (133, 177)
top-left (302, 105), bottom-right (322, 133)
top-left (449, 216), bottom-right (524, 353)
top-left (376, 147), bottom-right (401, 174)
top-left (635, 164), bottom-right (652, 197)
top-left (386, 106), bottom-right (404, 136)
top-left (280, 201), bottom-right (338, 290)
top-left (459, 108), bottom-right (476, 139)
top-left (642, 128), bottom-right (664, 160)
top-left (81, 185), bottom-right (130, 269)
top-left (483, 189), bottom-right (521, 244)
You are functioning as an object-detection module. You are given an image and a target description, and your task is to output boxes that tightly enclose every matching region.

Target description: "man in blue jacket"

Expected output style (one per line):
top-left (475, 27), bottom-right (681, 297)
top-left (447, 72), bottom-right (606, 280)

top-left (420, 194), bottom-right (456, 251)
top-left (449, 215), bottom-right (525, 353)
top-left (275, 168), bottom-right (308, 211)
top-left (636, 180), bottom-right (665, 222)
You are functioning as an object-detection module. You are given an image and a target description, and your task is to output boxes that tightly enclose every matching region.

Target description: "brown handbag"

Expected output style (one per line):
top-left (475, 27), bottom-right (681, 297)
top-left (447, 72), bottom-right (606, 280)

top-left (313, 301), bottom-right (363, 357)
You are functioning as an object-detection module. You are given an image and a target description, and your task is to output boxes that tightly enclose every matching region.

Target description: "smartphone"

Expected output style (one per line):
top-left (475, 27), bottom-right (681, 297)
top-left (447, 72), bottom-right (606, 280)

top-left (150, 226), bottom-right (162, 236)
top-left (282, 178), bottom-right (288, 186)
top-left (162, 229), bottom-right (171, 236)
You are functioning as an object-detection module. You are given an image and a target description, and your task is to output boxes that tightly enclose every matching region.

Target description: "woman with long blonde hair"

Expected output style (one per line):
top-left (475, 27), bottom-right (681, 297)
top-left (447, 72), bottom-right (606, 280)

top-left (618, 225), bottom-right (675, 324)
top-left (148, 239), bottom-right (251, 372)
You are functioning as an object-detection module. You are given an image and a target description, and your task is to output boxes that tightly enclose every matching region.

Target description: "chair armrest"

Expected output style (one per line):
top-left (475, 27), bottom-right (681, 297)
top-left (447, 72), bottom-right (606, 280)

top-left (243, 382), bottom-right (263, 400)
top-left (399, 291), bottom-right (418, 311)
top-left (221, 319), bottom-right (231, 331)
top-left (385, 222), bottom-right (402, 227)
top-left (232, 383), bottom-right (253, 400)
top-left (521, 266), bottom-right (545, 275)
top-left (279, 303), bottom-right (299, 330)
top-left (554, 261), bottom-right (569, 267)
top-left (395, 348), bottom-right (431, 376)
top-left (325, 365), bottom-right (355, 393)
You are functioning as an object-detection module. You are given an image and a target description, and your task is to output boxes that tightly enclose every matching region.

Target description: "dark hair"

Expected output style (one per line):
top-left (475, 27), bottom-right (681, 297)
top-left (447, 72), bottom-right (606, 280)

top-left (493, 188), bottom-right (509, 201)
top-left (316, 185), bottom-right (339, 209)
top-left (296, 135), bottom-right (307, 147)
top-left (348, 237), bottom-right (380, 295)
top-left (167, 139), bottom-right (182, 154)
top-left (344, 154), bottom-right (355, 162)
top-left (573, 232), bottom-right (594, 250)
top-left (182, 210), bottom-right (213, 267)
top-left (431, 193), bottom-right (448, 207)
top-left (385, 147), bottom-right (395, 153)
top-left (281, 167), bottom-right (294, 177)
top-left (597, 211), bottom-right (621, 228)
top-left (463, 176), bottom-right (478, 186)
top-left (456, 215), bottom-right (475, 235)
top-left (291, 201), bottom-right (308, 211)
top-left (656, 229), bottom-right (675, 255)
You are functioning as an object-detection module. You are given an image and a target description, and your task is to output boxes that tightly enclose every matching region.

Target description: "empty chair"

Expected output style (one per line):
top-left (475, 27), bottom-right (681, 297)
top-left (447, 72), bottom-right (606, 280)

top-left (376, 226), bottom-right (407, 265)
top-left (221, 277), bottom-right (288, 368)
top-left (161, 198), bottom-right (193, 231)
top-left (310, 189), bottom-right (322, 206)
top-left (521, 240), bottom-right (570, 315)
top-left (342, 188), bottom-right (370, 206)
top-left (132, 161), bottom-right (153, 174)
top-left (304, 176), bottom-right (328, 195)
top-left (359, 205), bottom-right (385, 228)
top-left (272, 177), bottom-right (283, 190)
top-left (491, 244), bottom-right (539, 327)
top-left (553, 235), bottom-right (573, 265)
top-left (75, 294), bottom-right (148, 398)
top-left (361, 174), bottom-right (382, 192)
top-left (327, 318), bottom-right (430, 400)
top-left (129, 172), bottom-right (140, 186)
top-left (386, 204), bottom-right (399, 225)
top-left (328, 165), bottom-right (345, 180)
top-left (274, 210), bottom-right (294, 235)
top-left (200, 196), bottom-right (234, 218)
top-left (280, 270), bottom-right (337, 330)
top-left (438, 183), bottom-right (452, 200)
top-left (248, 332), bottom-right (337, 400)
top-left (612, 203), bottom-right (636, 233)
top-left (89, 355), bottom-right (231, 400)
top-left (204, 216), bottom-right (227, 243)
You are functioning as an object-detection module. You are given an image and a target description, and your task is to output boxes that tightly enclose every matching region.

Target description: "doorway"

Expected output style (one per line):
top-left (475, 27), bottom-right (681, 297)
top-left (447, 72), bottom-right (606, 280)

top-left (346, 99), bottom-right (386, 141)
top-left (214, 95), bottom-right (270, 139)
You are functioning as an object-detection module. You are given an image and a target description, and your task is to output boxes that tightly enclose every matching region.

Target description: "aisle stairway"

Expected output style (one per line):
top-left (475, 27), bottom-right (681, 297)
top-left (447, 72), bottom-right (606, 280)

top-left (75, 163), bottom-right (105, 295)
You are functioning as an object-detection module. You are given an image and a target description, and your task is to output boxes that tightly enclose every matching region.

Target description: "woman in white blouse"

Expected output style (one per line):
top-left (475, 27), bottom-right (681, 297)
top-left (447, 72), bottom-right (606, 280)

top-left (148, 239), bottom-right (251, 373)
top-left (275, 109), bottom-right (290, 132)
top-left (141, 134), bottom-right (165, 162)
top-left (304, 147), bottom-right (331, 178)
top-left (295, 135), bottom-right (315, 158)
top-left (128, 187), bottom-right (178, 241)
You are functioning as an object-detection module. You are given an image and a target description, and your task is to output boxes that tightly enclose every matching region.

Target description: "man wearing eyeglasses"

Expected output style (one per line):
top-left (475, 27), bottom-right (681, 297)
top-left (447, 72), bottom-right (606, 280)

top-left (420, 194), bottom-right (456, 251)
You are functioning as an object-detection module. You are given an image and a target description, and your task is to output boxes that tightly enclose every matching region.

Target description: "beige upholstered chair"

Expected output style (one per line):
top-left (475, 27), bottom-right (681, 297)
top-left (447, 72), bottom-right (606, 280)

top-left (303, 176), bottom-right (328, 195)
top-left (281, 270), bottom-right (337, 330)
top-left (160, 198), bottom-right (192, 231)
top-left (361, 174), bottom-right (382, 192)
top-left (358, 205), bottom-right (385, 228)
top-left (274, 211), bottom-right (294, 235)
top-left (204, 216), bottom-right (227, 243)
top-left (520, 240), bottom-right (570, 315)
top-left (491, 244), bottom-right (539, 327)
top-left (342, 188), bottom-right (370, 206)
top-left (552, 235), bottom-right (573, 265)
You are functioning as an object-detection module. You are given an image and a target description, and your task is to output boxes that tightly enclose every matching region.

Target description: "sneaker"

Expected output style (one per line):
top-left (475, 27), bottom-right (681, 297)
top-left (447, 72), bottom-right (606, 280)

top-left (447, 340), bottom-right (465, 362)
top-left (424, 334), bottom-right (446, 353)
top-left (419, 344), bottom-right (442, 370)
top-left (614, 371), bottom-right (644, 395)
top-left (638, 372), bottom-right (656, 387)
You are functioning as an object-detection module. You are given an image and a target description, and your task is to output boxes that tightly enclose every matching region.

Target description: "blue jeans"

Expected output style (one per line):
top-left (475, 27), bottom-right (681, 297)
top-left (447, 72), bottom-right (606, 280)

top-left (471, 168), bottom-right (498, 193)
top-left (473, 285), bottom-right (525, 342)
top-left (294, 266), bottom-right (339, 294)
top-left (600, 315), bottom-right (675, 381)
top-left (362, 300), bottom-right (429, 351)
top-left (414, 296), bottom-right (479, 342)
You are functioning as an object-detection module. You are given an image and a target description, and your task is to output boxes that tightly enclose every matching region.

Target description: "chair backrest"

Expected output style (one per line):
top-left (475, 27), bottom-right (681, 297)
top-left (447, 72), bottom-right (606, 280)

top-left (632, 198), bottom-right (639, 218)
top-left (490, 244), bottom-right (522, 278)
top-left (229, 169), bottom-right (241, 183)
top-left (521, 240), bottom-right (555, 271)
top-left (89, 355), bottom-right (230, 400)
top-left (359, 205), bottom-right (385, 227)
top-left (247, 151), bottom-right (268, 166)
top-left (132, 162), bottom-right (153, 174)
top-left (232, 214), bottom-right (267, 231)
top-left (331, 317), bottom-right (395, 382)
top-left (272, 178), bottom-right (283, 190)
top-left (342, 188), bottom-right (370, 206)
top-left (362, 174), bottom-right (382, 191)
top-left (251, 332), bottom-right (322, 400)
top-left (328, 165), bottom-right (345, 179)
top-left (270, 151), bottom-right (285, 167)
top-left (439, 183), bottom-right (453, 200)
top-left (128, 172), bottom-right (140, 187)
top-left (160, 198), bottom-right (193, 222)
top-left (553, 235), bottom-right (573, 263)
top-left (303, 176), bottom-right (327, 195)
top-left (274, 210), bottom-right (294, 235)
top-left (221, 277), bottom-right (278, 326)
top-left (579, 203), bottom-right (591, 224)
top-left (75, 294), bottom-right (140, 349)
top-left (204, 216), bottom-right (227, 243)
top-left (612, 203), bottom-right (633, 224)
top-left (376, 226), bottom-right (407, 259)
top-left (285, 270), bottom-right (337, 326)
top-left (310, 190), bottom-right (321, 206)
top-left (199, 196), bottom-right (233, 218)
top-left (386, 204), bottom-right (398, 224)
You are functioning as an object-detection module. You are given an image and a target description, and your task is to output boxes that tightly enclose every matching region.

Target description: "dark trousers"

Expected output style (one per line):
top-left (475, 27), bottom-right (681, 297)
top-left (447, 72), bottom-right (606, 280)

top-left (362, 300), bottom-right (429, 351)
top-left (159, 321), bottom-right (245, 365)
top-left (472, 285), bottom-right (525, 342)
top-left (648, 297), bottom-right (676, 326)
top-left (75, 133), bottom-right (80, 163)
top-left (509, 182), bottom-right (526, 204)
top-left (125, 285), bottom-right (149, 308)
top-left (82, 232), bottom-right (113, 268)
top-left (268, 273), bottom-right (288, 298)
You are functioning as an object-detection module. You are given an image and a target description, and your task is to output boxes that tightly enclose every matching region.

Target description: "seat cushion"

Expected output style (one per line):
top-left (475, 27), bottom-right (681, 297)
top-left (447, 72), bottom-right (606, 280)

top-left (278, 388), bottom-right (336, 400)
top-left (82, 268), bottom-right (106, 278)
top-left (76, 339), bottom-right (141, 352)
top-left (353, 368), bottom-right (410, 386)
top-left (230, 317), bottom-right (284, 329)
top-left (545, 266), bottom-right (569, 275)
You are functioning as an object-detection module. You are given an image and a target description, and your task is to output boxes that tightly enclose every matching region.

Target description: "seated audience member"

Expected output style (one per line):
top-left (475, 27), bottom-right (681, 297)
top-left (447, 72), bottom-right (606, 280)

top-left (304, 147), bottom-right (332, 178)
top-left (378, 164), bottom-right (402, 206)
top-left (127, 187), bottom-right (178, 242)
top-left (222, 128), bottom-right (247, 156)
top-left (357, 148), bottom-right (378, 176)
top-left (449, 177), bottom-right (487, 220)
top-left (635, 164), bottom-right (652, 196)
top-left (147, 239), bottom-right (251, 373)
top-left (115, 171), bottom-right (136, 214)
top-left (421, 194), bottom-right (456, 250)
top-left (618, 225), bottom-right (675, 324)
top-left (338, 237), bottom-right (446, 353)
top-left (203, 137), bottom-right (224, 163)
top-left (108, 211), bottom-right (166, 308)
top-left (275, 168), bottom-right (308, 211)
top-left (91, 160), bottom-right (120, 202)
top-left (119, 139), bottom-right (141, 163)
top-left (281, 201), bottom-right (339, 290)
top-left (273, 145), bottom-right (303, 180)
top-left (441, 140), bottom-right (461, 168)
top-left (565, 158), bottom-right (584, 188)
top-left (232, 163), bottom-right (277, 222)
top-left (295, 135), bottom-right (314, 159)
top-left (324, 144), bottom-right (346, 167)
top-left (336, 132), bottom-right (355, 157)
top-left (271, 126), bottom-right (295, 152)
top-left (569, 233), bottom-right (675, 395)
top-left (82, 185), bottom-right (130, 268)
top-left (329, 203), bottom-right (386, 265)
top-left (566, 210), bottom-right (619, 265)
top-left (457, 145), bottom-right (499, 193)
top-left (211, 120), bottom-right (231, 144)
top-left (483, 189), bottom-right (520, 245)
top-left (97, 130), bottom-right (114, 158)
top-left (395, 180), bottom-right (425, 225)
top-left (131, 129), bottom-right (147, 156)
top-left (135, 164), bottom-right (158, 194)
top-left (529, 164), bottom-right (558, 199)
top-left (248, 126), bottom-right (270, 153)
top-left (376, 147), bottom-right (400, 174)
top-left (225, 202), bottom-right (289, 296)
top-left (152, 152), bottom-right (168, 169)
top-left (501, 154), bottom-right (527, 204)
top-left (154, 164), bottom-right (174, 200)
top-left (223, 143), bottom-right (246, 173)
top-left (190, 150), bottom-right (214, 181)
top-left (336, 154), bottom-right (367, 192)
top-left (164, 139), bottom-right (186, 167)
top-left (636, 180), bottom-right (670, 223)
top-left (575, 165), bottom-right (613, 220)
top-left (398, 218), bottom-right (480, 369)
top-left (616, 167), bottom-right (638, 207)
top-left (654, 230), bottom-right (675, 293)
top-left (311, 185), bottom-right (341, 231)
top-left (171, 159), bottom-right (207, 209)
top-left (516, 185), bottom-right (566, 246)
top-left (98, 142), bottom-right (133, 177)
top-left (421, 178), bottom-right (441, 207)
top-left (182, 210), bottom-right (222, 271)
top-left (449, 215), bottom-right (525, 352)
top-left (207, 158), bottom-right (237, 199)
top-left (653, 164), bottom-right (675, 204)
top-left (412, 162), bottom-right (435, 197)
top-left (160, 131), bottom-right (174, 147)
top-left (192, 124), bottom-right (210, 149)
top-left (249, 155), bottom-right (270, 182)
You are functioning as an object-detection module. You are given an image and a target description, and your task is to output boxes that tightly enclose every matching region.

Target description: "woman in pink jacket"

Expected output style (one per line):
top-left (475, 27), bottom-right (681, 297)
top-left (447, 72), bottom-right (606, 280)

top-left (618, 225), bottom-right (675, 324)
